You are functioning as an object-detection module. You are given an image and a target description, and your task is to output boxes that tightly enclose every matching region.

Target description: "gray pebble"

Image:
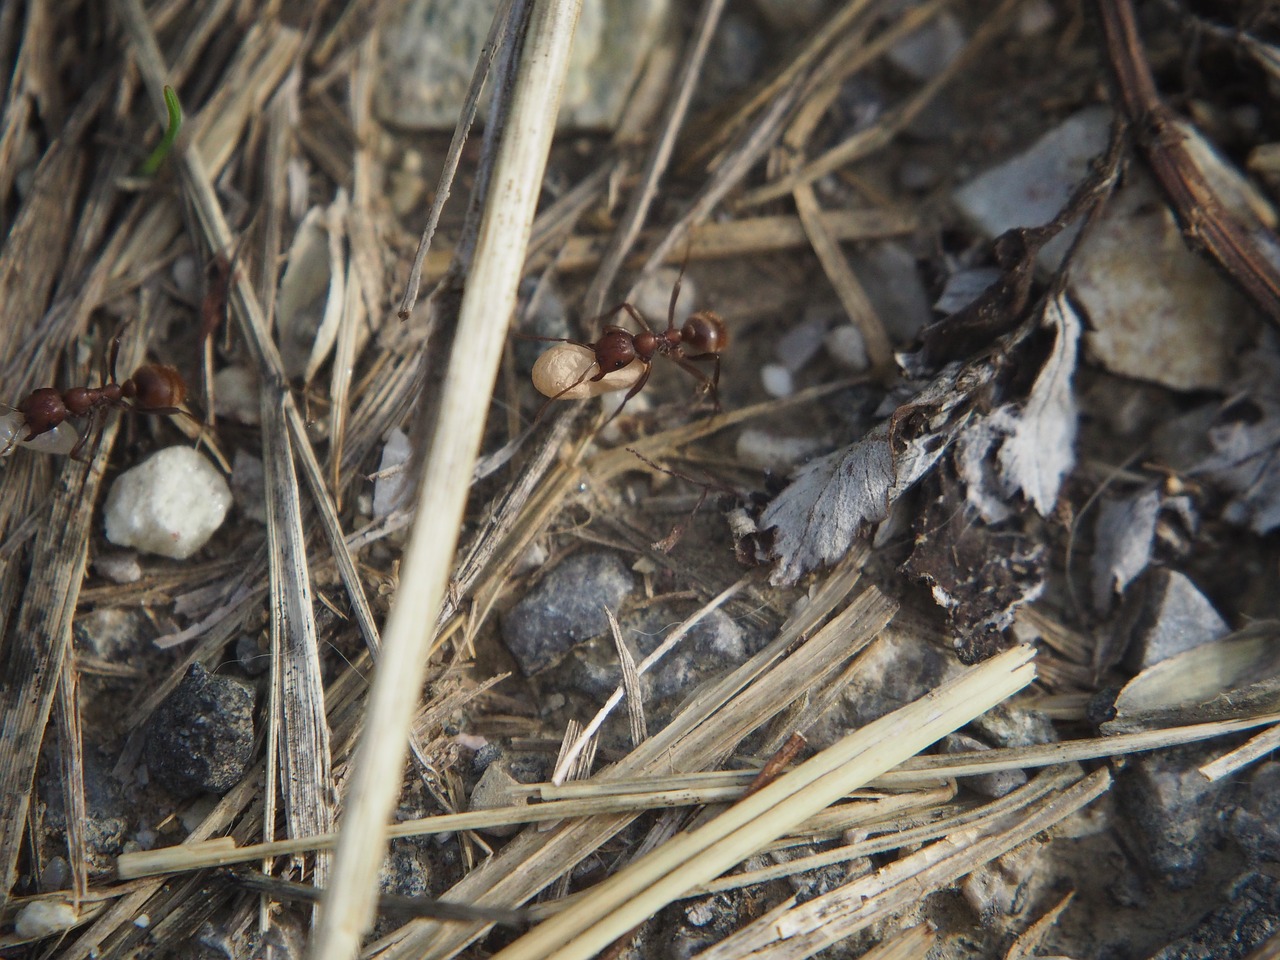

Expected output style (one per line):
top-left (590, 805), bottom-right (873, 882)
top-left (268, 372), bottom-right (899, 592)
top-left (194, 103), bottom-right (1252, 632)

top-left (1120, 746), bottom-right (1224, 889)
top-left (501, 551), bottom-right (635, 675)
top-left (941, 732), bottom-right (1026, 799)
top-left (1118, 569), bottom-right (1230, 671)
top-left (144, 663), bottom-right (255, 795)
top-left (1230, 761), bottom-right (1280, 865)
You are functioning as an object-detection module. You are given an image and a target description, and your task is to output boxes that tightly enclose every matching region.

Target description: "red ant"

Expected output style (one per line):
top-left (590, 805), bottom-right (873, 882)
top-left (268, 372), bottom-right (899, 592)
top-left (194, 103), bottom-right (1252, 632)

top-left (528, 272), bottom-right (728, 424)
top-left (5, 338), bottom-right (191, 458)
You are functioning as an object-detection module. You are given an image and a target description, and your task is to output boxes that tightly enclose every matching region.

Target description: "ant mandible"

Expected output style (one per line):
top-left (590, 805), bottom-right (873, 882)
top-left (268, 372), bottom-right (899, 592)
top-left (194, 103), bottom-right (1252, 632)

top-left (530, 271), bottom-right (728, 424)
top-left (6, 337), bottom-right (190, 458)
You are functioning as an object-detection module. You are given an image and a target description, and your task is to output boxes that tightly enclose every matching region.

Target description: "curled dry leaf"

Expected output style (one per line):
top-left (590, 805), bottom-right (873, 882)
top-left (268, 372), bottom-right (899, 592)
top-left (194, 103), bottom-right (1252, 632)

top-left (1091, 487), bottom-right (1196, 614)
top-left (749, 362), bottom-right (989, 585)
top-left (956, 293), bottom-right (1081, 520)
top-left (277, 193), bottom-right (349, 381)
top-left (1192, 348), bottom-right (1280, 534)
top-left (531, 342), bottom-right (645, 400)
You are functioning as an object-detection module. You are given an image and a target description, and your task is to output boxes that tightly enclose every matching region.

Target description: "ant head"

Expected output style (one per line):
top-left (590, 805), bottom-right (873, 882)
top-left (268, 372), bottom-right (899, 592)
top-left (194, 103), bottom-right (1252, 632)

top-left (595, 329), bottom-right (637, 372)
top-left (18, 388), bottom-right (67, 436)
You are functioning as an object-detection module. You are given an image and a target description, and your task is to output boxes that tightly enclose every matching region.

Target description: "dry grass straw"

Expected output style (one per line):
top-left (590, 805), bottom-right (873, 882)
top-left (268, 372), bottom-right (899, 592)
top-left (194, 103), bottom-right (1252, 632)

top-left (117, 0), bottom-right (341, 898)
top-left (311, 1), bottom-right (585, 954)
top-left (696, 767), bottom-right (1110, 960)
top-left (487, 645), bottom-right (1035, 960)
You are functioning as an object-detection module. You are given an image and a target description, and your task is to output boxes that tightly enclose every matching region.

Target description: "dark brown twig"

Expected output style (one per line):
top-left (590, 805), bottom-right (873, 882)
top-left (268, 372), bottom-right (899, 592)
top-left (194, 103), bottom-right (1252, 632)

top-left (1097, 0), bottom-right (1280, 326)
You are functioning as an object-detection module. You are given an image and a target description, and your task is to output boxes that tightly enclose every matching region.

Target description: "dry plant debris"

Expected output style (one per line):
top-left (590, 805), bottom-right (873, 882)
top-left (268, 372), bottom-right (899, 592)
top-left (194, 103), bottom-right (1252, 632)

top-left (3, 1), bottom-right (1280, 959)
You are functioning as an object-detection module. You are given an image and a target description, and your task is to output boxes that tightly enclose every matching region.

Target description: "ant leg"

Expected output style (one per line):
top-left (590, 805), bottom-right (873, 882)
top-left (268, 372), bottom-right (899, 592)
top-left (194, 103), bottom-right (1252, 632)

top-left (665, 248), bottom-right (692, 333)
top-left (581, 302), bottom-right (632, 334)
top-left (601, 362), bottom-right (652, 427)
top-left (105, 335), bottom-right (123, 387)
top-left (673, 353), bottom-right (722, 411)
top-left (618, 303), bottom-right (653, 334)
top-left (513, 332), bottom-right (598, 350)
top-left (68, 408), bottom-right (97, 462)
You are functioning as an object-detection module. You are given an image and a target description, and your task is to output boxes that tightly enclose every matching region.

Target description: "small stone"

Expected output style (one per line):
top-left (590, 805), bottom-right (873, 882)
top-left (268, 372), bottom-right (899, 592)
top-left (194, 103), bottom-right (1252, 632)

top-left (633, 608), bottom-right (747, 701)
top-left (373, 429), bottom-right (413, 518)
top-left (942, 732), bottom-right (1027, 799)
top-left (514, 277), bottom-right (569, 373)
top-left (735, 428), bottom-right (824, 471)
top-left (849, 243), bottom-right (933, 341)
top-left (104, 447), bottom-right (232, 559)
top-left (144, 663), bottom-right (255, 795)
top-left (171, 255), bottom-right (200, 300)
top-left (14, 900), bottom-right (78, 939)
top-left (376, 0), bottom-right (671, 130)
top-left (1074, 171), bottom-right (1254, 391)
top-left (230, 449), bottom-right (266, 524)
top-left (468, 761), bottom-right (527, 837)
top-left (213, 366), bottom-right (260, 425)
top-left (501, 551), bottom-right (635, 675)
top-left (823, 324), bottom-right (868, 372)
top-left (40, 856), bottom-right (70, 893)
top-left (775, 315), bottom-right (828, 373)
top-left (74, 608), bottom-right (141, 659)
top-left (760, 364), bottom-right (793, 397)
top-left (1121, 746), bottom-right (1224, 889)
top-left (954, 106), bottom-right (1113, 271)
top-left (961, 840), bottom-right (1047, 927)
top-left (92, 551), bottom-right (142, 584)
top-left (1230, 761), bottom-right (1280, 865)
top-left (1118, 569), bottom-right (1231, 671)
top-left (888, 11), bottom-right (965, 81)
top-left (1016, 0), bottom-right (1055, 36)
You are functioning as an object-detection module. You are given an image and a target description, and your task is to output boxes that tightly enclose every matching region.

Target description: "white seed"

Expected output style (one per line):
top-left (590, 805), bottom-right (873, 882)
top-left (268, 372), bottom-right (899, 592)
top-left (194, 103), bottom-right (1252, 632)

top-left (531, 342), bottom-right (644, 400)
top-left (0, 411), bottom-right (79, 457)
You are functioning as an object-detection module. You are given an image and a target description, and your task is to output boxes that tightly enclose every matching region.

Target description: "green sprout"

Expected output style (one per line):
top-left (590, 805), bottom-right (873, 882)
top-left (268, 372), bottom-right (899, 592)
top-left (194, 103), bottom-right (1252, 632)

top-left (140, 85), bottom-right (183, 176)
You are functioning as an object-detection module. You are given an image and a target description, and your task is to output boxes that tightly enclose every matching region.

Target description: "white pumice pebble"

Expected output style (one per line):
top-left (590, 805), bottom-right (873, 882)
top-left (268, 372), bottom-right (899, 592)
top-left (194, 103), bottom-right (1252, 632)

top-left (824, 324), bottom-right (869, 372)
top-left (213, 366), bottom-right (260, 425)
top-left (760, 363), bottom-right (794, 398)
top-left (775, 316), bottom-right (828, 373)
top-left (93, 552), bottom-right (143, 584)
top-left (170, 254), bottom-right (200, 300)
top-left (15, 900), bottom-right (78, 939)
top-left (104, 447), bottom-right (232, 559)
top-left (531, 342), bottom-right (644, 400)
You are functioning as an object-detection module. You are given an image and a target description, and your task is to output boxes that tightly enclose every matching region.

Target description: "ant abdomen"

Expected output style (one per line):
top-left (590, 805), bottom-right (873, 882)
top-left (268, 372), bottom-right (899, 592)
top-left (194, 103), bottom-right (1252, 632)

top-left (682, 311), bottom-right (728, 355)
top-left (126, 364), bottom-right (187, 408)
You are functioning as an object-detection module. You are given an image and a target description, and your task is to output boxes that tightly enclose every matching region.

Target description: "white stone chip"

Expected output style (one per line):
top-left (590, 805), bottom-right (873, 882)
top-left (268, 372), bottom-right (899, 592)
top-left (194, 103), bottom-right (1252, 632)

top-left (760, 363), bottom-right (794, 397)
top-left (104, 447), bottom-right (232, 559)
top-left (15, 900), bottom-right (79, 938)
